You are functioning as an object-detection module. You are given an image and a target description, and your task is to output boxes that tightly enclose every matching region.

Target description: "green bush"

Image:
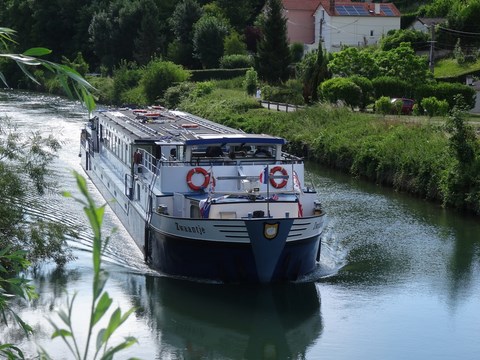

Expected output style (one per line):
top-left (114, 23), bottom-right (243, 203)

top-left (112, 61), bottom-right (142, 105)
top-left (421, 96), bottom-right (449, 117)
top-left (61, 52), bottom-right (89, 77)
top-left (372, 76), bottom-right (412, 99)
top-left (349, 75), bottom-right (373, 110)
top-left (415, 82), bottom-right (476, 110)
top-left (87, 75), bottom-right (114, 104)
top-left (192, 81), bottom-right (215, 97)
top-left (121, 85), bottom-right (147, 106)
top-left (243, 67), bottom-right (258, 96)
top-left (320, 77), bottom-right (362, 109)
top-left (375, 96), bottom-right (392, 115)
top-left (190, 68), bottom-right (249, 81)
top-left (290, 42), bottom-right (305, 63)
top-left (162, 82), bottom-right (196, 108)
top-left (141, 59), bottom-right (190, 104)
top-left (220, 54), bottom-right (254, 69)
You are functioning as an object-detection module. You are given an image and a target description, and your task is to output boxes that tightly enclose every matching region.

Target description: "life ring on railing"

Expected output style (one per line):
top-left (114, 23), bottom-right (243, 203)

top-left (269, 166), bottom-right (288, 188)
top-left (186, 167), bottom-right (213, 191)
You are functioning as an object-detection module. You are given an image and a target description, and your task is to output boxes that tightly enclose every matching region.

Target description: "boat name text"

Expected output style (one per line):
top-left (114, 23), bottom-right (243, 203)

top-left (175, 222), bottom-right (206, 235)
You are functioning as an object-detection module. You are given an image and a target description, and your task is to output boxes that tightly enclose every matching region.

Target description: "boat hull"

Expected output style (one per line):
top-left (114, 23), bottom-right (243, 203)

top-left (148, 214), bottom-right (324, 283)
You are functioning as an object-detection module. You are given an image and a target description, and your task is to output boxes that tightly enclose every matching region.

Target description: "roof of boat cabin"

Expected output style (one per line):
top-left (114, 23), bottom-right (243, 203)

top-left (96, 108), bottom-right (286, 145)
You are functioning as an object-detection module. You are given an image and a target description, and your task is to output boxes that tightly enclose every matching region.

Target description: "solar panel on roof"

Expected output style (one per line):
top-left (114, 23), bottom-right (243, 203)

top-left (335, 5), bottom-right (349, 15)
top-left (335, 4), bottom-right (369, 16)
top-left (381, 5), bottom-right (395, 16)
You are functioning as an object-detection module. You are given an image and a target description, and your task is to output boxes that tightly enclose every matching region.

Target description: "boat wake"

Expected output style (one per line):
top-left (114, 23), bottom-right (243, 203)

top-left (299, 218), bottom-right (348, 282)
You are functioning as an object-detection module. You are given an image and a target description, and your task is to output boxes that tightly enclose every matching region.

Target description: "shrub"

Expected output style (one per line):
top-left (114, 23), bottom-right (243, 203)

top-left (61, 52), bottom-right (89, 77)
top-left (320, 77), bottom-right (362, 109)
top-left (141, 59), bottom-right (190, 104)
top-left (243, 67), bottom-right (258, 96)
top-left (112, 61), bottom-right (142, 105)
top-left (162, 82), bottom-right (196, 108)
top-left (421, 96), bottom-right (449, 118)
top-left (219, 54), bottom-right (254, 69)
top-left (290, 42), bottom-right (305, 63)
top-left (192, 81), bottom-right (215, 97)
top-left (372, 76), bottom-right (412, 99)
top-left (375, 96), bottom-right (392, 115)
top-left (349, 75), bottom-right (373, 110)
top-left (415, 82), bottom-right (476, 110)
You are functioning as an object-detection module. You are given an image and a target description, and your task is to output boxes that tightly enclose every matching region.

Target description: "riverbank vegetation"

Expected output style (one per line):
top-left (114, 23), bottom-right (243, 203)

top-left (174, 81), bottom-right (480, 215)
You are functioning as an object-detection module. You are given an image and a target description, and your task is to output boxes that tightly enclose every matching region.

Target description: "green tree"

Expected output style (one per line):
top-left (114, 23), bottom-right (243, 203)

top-left (328, 47), bottom-right (379, 79)
top-left (374, 42), bottom-right (431, 85)
top-left (256, 0), bottom-right (291, 84)
top-left (441, 100), bottom-right (480, 212)
top-left (134, 0), bottom-right (163, 66)
top-left (215, 0), bottom-right (264, 32)
top-left (193, 15), bottom-right (230, 69)
top-left (223, 31), bottom-right (248, 56)
top-left (320, 77), bottom-right (362, 109)
top-left (379, 29), bottom-right (429, 51)
top-left (141, 59), bottom-right (191, 103)
top-left (169, 0), bottom-right (203, 68)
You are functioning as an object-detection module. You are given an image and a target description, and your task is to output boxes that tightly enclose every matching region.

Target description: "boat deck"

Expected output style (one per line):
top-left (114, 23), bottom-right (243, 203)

top-left (97, 108), bottom-right (276, 144)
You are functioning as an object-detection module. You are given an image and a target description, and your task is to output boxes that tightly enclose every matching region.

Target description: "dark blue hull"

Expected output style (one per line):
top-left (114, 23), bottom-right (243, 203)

top-left (149, 231), bottom-right (321, 283)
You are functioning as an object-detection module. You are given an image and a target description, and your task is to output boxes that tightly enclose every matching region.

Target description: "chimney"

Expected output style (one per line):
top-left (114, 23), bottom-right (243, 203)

top-left (330, 0), bottom-right (335, 13)
top-left (375, 3), bottom-right (380, 14)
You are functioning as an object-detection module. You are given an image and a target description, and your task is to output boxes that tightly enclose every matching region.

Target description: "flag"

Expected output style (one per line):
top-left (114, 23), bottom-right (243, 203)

top-left (298, 200), bottom-right (304, 217)
top-left (200, 198), bottom-right (211, 218)
top-left (208, 167), bottom-right (215, 194)
top-left (269, 194), bottom-right (279, 201)
top-left (293, 170), bottom-right (302, 193)
top-left (259, 166), bottom-right (269, 184)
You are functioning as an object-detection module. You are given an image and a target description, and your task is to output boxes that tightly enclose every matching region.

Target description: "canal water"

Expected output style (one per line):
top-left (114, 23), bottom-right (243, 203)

top-left (1, 91), bottom-right (479, 359)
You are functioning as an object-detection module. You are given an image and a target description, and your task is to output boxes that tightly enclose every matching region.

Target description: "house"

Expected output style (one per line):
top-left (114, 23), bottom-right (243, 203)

top-left (409, 17), bottom-right (446, 34)
top-left (282, 0), bottom-right (401, 52)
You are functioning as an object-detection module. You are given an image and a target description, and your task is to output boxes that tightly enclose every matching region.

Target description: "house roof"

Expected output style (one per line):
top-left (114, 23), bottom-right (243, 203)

top-left (282, 0), bottom-right (401, 17)
top-left (417, 17), bottom-right (446, 26)
top-left (283, 0), bottom-right (321, 13)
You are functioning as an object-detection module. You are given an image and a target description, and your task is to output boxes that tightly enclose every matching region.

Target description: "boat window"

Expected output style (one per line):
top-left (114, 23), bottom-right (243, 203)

top-left (206, 146), bottom-right (224, 157)
top-left (253, 145), bottom-right (273, 157)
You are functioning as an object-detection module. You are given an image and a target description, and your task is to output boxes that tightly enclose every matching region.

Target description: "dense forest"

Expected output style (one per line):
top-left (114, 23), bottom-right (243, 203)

top-left (2, 0), bottom-right (480, 76)
top-left (1, 0), bottom-right (265, 73)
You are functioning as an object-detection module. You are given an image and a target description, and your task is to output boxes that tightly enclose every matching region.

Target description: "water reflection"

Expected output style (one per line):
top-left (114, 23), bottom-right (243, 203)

top-left (125, 275), bottom-right (323, 359)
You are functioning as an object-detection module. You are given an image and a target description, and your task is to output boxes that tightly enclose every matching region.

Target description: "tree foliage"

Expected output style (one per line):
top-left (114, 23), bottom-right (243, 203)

top-left (379, 29), bottom-right (429, 51)
top-left (256, 0), bottom-right (291, 84)
top-left (193, 15), bottom-right (229, 69)
top-left (320, 77), bottom-right (362, 109)
top-left (141, 59), bottom-right (191, 103)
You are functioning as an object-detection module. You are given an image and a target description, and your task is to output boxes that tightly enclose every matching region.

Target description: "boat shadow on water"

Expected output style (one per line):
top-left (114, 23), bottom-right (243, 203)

top-left (132, 276), bottom-right (323, 359)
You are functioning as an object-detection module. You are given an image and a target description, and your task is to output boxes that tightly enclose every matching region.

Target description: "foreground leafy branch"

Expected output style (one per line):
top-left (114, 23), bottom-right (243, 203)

top-left (0, 248), bottom-right (37, 359)
top-left (0, 27), bottom-right (96, 114)
top-left (38, 171), bottom-right (139, 360)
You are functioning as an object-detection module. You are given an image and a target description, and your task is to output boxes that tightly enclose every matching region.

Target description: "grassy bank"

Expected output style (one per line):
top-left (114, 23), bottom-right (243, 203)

top-left (178, 86), bottom-right (480, 214)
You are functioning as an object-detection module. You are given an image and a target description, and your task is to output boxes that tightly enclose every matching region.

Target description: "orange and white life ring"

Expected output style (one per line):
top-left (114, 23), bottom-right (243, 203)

top-left (186, 167), bottom-right (213, 191)
top-left (269, 166), bottom-right (288, 188)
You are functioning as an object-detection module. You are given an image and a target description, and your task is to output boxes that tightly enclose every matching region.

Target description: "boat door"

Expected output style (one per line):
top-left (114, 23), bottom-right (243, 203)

top-left (173, 193), bottom-right (186, 217)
